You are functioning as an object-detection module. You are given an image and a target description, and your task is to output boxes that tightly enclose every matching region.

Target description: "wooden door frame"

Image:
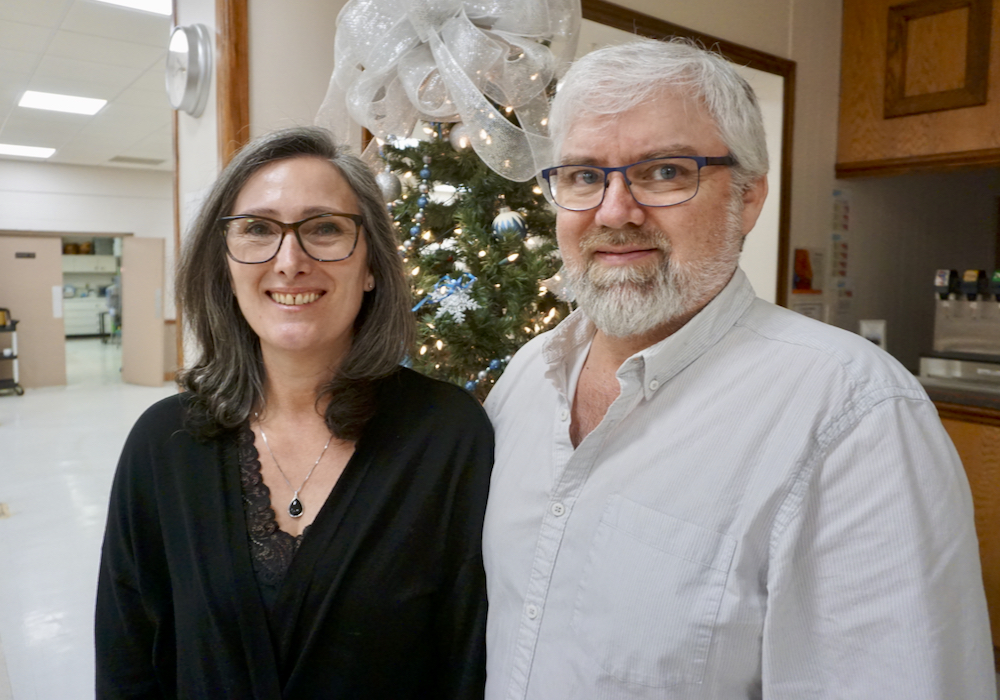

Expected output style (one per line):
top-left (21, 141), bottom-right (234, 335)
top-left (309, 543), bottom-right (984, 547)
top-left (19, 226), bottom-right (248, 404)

top-left (172, 0), bottom-right (250, 370)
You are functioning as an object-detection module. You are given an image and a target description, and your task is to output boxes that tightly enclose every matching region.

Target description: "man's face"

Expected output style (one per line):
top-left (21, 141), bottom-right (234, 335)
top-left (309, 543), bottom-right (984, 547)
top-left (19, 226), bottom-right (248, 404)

top-left (556, 91), bottom-right (767, 338)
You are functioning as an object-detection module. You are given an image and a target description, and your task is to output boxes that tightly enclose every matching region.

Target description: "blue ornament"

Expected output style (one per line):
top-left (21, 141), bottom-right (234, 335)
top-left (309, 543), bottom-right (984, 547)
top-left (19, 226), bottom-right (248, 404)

top-left (465, 380), bottom-right (477, 392)
top-left (489, 359), bottom-right (500, 370)
top-left (410, 225), bottom-right (421, 236)
top-left (420, 167), bottom-right (431, 179)
top-left (417, 195), bottom-right (428, 208)
top-left (492, 205), bottom-right (527, 238)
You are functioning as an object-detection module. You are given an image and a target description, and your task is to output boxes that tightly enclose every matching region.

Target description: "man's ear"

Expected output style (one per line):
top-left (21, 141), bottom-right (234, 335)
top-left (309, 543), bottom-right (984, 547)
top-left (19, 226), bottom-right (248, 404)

top-left (739, 175), bottom-right (769, 237)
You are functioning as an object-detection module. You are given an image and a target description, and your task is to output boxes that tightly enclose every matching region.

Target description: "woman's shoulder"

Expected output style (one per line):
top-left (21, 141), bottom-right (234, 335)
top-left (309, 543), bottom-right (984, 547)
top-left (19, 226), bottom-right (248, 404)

top-left (131, 391), bottom-right (189, 432)
top-left (123, 392), bottom-right (211, 457)
top-left (376, 368), bottom-right (491, 432)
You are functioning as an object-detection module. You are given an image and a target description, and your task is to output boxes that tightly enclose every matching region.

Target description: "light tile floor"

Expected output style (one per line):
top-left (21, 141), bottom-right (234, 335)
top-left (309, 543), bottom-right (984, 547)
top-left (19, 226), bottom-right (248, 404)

top-left (1, 341), bottom-right (999, 698)
top-left (0, 339), bottom-right (173, 699)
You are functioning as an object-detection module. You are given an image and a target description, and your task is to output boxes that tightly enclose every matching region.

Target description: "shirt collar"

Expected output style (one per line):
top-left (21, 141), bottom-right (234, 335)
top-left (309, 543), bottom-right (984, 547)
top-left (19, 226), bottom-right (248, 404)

top-left (541, 267), bottom-right (757, 400)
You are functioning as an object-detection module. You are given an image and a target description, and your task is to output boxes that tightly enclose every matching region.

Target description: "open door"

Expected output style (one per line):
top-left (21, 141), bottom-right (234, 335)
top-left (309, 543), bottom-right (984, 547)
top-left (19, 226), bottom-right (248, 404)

top-left (0, 236), bottom-right (66, 388)
top-left (121, 237), bottom-right (165, 386)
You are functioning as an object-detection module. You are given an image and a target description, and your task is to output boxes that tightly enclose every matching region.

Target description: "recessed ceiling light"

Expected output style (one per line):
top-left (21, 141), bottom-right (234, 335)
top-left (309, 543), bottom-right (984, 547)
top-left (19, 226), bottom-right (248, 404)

top-left (91, 0), bottom-right (171, 14)
top-left (19, 91), bottom-right (107, 115)
top-left (0, 144), bottom-right (56, 159)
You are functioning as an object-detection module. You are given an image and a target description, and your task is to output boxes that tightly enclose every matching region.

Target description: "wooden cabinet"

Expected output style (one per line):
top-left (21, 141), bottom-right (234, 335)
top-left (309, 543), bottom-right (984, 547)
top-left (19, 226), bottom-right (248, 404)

top-left (61, 254), bottom-right (117, 273)
top-left (938, 403), bottom-right (1000, 664)
top-left (838, 0), bottom-right (1000, 177)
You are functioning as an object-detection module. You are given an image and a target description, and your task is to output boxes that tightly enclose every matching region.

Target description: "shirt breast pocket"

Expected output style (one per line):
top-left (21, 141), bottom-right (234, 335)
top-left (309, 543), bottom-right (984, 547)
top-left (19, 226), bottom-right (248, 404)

top-left (571, 494), bottom-right (736, 687)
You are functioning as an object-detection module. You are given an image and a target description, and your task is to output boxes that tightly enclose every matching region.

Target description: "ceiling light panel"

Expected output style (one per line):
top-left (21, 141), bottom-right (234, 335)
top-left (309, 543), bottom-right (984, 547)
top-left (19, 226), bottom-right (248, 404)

top-left (19, 90), bottom-right (107, 115)
top-left (90, 0), bottom-right (172, 15)
top-left (0, 144), bottom-right (55, 158)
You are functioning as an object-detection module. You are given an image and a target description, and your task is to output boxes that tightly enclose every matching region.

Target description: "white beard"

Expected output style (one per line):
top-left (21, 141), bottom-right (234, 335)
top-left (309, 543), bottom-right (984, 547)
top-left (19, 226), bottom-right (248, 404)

top-left (564, 196), bottom-right (745, 339)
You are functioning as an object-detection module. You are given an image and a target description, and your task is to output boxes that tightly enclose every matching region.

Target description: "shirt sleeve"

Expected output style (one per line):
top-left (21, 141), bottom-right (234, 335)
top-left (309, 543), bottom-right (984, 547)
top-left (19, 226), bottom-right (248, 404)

top-left (95, 421), bottom-right (173, 700)
top-left (761, 395), bottom-right (996, 698)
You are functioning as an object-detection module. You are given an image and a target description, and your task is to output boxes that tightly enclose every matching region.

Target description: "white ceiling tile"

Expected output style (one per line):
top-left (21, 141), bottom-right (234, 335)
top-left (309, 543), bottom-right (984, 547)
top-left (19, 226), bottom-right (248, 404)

top-left (0, 47), bottom-right (41, 77)
top-left (0, 0), bottom-right (73, 27)
top-left (115, 85), bottom-right (169, 110)
top-left (47, 29), bottom-right (165, 69)
top-left (0, 117), bottom-right (83, 147)
top-left (0, 20), bottom-right (55, 53)
top-left (0, 78), bottom-right (33, 106)
top-left (117, 123), bottom-right (170, 155)
top-left (0, 0), bottom-right (173, 171)
top-left (95, 100), bottom-right (170, 127)
top-left (27, 75), bottom-right (122, 101)
top-left (61, 0), bottom-right (170, 48)
top-left (132, 58), bottom-right (167, 92)
top-left (34, 54), bottom-right (141, 91)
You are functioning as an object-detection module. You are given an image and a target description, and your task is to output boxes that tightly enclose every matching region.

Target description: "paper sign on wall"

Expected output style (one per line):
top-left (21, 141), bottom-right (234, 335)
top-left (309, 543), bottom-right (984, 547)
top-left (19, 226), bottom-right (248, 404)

top-left (52, 286), bottom-right (63, 319)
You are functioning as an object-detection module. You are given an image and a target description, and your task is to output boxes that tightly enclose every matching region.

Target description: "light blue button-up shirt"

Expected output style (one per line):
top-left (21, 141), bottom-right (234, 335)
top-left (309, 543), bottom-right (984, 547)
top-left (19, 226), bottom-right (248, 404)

top-left (483, 268), bottom-right (994, 699)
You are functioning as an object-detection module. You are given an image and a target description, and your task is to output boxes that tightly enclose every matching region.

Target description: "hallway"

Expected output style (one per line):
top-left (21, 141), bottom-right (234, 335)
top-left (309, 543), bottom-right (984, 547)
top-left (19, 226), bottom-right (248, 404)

top-left (0, 339), bottom-right (173, 699)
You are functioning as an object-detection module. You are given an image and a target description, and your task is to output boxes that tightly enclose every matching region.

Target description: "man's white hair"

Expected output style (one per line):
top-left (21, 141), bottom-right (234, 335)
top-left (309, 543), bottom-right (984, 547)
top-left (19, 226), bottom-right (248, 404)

top-left (549, 37), bottom-right (769, 192)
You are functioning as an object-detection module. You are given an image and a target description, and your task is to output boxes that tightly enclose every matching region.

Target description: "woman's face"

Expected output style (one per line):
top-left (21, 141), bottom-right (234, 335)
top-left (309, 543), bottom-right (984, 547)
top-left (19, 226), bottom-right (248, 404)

top-left (227, 155), bottom-right (375, 366)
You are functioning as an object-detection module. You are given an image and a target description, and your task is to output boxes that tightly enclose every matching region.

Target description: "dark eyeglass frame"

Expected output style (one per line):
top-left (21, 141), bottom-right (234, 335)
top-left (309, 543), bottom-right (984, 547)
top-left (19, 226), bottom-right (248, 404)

top-left (540, 155), bottom-right (736, 211)
top-left (219, 212), bottom-right (363, 264)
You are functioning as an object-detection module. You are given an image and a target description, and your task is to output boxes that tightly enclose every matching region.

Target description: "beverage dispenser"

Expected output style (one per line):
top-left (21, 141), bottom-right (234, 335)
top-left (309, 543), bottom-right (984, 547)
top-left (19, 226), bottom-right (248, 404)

top-left (920, 269), bottom-right (1000, 384)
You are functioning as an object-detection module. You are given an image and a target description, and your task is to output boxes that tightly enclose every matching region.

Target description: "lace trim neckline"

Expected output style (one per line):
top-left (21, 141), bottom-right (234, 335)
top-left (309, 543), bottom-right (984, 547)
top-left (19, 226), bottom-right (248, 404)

top-left (237, 422), bottom-right (308, 587)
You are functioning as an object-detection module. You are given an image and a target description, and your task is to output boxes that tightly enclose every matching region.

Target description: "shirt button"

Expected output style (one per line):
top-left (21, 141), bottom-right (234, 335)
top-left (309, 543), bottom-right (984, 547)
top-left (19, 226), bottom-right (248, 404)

top-left (648, 379), bottom-right (660, 392)
top-left (526, 604), bottom-right (539, 620)
top-left (560, 409), bottom-right (569, 421)
top-left (551, 502), bottom-right (565, 517)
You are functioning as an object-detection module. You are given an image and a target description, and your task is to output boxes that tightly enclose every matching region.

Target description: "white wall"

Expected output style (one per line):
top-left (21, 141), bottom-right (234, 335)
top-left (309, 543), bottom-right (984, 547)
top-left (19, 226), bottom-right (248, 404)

top-left (0, 159), bottom-right (175, 318)
top-left (248, 0), bottom-right (349, 141)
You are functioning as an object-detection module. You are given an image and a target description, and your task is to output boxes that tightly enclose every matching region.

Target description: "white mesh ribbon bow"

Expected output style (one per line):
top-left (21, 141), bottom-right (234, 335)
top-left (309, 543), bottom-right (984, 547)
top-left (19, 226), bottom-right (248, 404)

top-left (316, 0), bottom-right (580, 182)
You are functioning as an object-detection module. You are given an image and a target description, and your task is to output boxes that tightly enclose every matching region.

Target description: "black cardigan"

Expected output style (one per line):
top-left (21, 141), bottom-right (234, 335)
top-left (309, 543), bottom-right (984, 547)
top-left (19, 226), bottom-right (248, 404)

top-left (96, 368), bottom-right (494, 699)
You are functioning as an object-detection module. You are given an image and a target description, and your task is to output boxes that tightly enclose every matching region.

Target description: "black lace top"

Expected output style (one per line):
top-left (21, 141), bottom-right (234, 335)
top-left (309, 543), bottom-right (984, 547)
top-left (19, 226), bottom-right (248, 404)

top-left (237, 422), bottom-right (309, 614)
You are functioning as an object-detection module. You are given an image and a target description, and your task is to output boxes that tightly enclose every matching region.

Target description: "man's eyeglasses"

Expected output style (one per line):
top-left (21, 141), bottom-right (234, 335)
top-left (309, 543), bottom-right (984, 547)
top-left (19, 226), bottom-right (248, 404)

top-left (220, 213), bottom-right (363, 264)
top-left (540, 155), bottom-right (736, 211)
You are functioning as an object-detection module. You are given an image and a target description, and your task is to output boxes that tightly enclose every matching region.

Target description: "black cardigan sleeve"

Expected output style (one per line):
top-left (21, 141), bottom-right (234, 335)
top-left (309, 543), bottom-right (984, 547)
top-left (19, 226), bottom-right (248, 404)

top-left (95, 396), bottom-right (180, 699)
top-left (431, 396), bottom-right (493, 700)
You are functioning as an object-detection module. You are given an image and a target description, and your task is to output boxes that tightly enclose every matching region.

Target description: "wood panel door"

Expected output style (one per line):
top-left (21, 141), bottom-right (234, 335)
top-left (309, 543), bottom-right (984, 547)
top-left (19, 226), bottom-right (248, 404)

top-left (0, 237), bottom-right (66, 388)
top-left (121, 237), bottom-right (165, 387)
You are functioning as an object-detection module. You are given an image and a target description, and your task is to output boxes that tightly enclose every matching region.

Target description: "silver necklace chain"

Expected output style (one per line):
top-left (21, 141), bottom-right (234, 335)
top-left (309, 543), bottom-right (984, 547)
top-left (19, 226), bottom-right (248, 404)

top-left (255, 412), bottom-right (333, 519)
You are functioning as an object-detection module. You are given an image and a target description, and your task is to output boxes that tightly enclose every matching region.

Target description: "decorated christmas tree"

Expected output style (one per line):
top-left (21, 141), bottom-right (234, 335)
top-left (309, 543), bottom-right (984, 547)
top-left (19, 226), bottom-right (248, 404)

top-left (377, 125), bottom-right (570, 399)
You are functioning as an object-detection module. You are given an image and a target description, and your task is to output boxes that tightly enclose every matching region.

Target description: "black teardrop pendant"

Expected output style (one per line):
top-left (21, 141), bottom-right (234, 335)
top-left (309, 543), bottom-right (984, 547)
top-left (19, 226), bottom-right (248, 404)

top-left (288, 497), bottom-right (303, 518)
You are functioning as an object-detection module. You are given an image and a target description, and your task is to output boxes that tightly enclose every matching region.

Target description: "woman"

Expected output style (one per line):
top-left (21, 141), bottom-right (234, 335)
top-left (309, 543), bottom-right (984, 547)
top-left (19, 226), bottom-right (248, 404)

top-left (95, 127), bottom-right (493, 699)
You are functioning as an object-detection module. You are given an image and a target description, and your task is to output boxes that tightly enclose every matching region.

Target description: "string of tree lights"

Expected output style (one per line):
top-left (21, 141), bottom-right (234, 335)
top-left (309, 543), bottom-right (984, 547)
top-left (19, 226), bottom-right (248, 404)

top-left (379, 122), bottom-right (570, 399)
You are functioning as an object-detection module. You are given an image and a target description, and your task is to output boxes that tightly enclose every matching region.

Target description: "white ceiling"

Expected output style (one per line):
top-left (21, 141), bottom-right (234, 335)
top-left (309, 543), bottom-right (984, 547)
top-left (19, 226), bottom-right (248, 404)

top-left (0, 0), bottom-right (172, 171)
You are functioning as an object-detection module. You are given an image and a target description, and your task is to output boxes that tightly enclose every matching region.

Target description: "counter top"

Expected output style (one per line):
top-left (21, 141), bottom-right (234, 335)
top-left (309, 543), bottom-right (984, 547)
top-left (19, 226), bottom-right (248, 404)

top-left (919, 377), bottom-right (1000, 422)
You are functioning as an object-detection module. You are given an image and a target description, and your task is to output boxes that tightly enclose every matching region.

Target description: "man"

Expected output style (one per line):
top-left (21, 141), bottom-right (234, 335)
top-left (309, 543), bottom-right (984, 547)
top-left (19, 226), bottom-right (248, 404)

top-left (483, 38), bottom-right (994, 699)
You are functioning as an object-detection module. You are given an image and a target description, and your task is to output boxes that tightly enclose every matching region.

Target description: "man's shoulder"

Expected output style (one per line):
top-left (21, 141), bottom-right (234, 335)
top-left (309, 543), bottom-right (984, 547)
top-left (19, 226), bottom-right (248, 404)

top-left (737, 299), bottom-right (923, 397)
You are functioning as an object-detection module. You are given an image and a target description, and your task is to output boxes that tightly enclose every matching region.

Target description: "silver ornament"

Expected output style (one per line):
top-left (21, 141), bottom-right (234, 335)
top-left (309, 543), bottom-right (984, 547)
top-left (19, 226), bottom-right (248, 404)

top-left (492, 205), bottom-right (527, 238)
top-left (376, 168), bottom-right (402, 202)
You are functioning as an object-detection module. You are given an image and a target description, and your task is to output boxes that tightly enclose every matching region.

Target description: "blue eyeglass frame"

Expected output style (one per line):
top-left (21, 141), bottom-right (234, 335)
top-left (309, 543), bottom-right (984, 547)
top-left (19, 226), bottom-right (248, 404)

top-left (540, 154), bottom-right (736, 211)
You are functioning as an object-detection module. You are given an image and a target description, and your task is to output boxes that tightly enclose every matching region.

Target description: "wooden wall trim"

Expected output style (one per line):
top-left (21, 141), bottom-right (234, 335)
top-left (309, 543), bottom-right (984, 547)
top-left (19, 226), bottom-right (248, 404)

top-left (936, 400), bottom-right (1000, 426)
top-left (580, 0), bottom-right (795, 307)
top-left (837, 146), bottom-right (1000, 178)
top-left (216, 0), bottom-right (250, 167)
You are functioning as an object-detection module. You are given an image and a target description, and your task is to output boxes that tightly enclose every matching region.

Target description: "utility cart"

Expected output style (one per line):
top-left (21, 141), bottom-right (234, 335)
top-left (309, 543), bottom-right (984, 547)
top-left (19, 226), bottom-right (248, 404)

top-left (0, 308), bottom-right (23, 396)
